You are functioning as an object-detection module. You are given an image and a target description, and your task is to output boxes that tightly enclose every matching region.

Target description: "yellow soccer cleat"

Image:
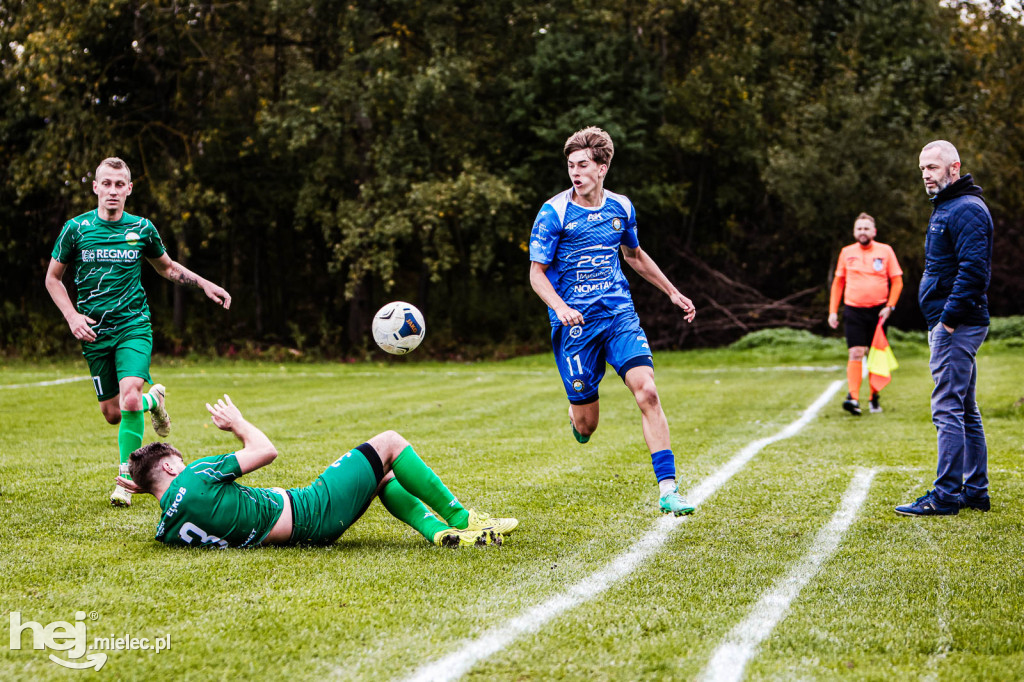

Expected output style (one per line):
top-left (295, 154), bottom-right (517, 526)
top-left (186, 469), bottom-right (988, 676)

top-left (464, 508), bottom-right (519, 535)
top-left (432, 527), bottom-right (502, 548)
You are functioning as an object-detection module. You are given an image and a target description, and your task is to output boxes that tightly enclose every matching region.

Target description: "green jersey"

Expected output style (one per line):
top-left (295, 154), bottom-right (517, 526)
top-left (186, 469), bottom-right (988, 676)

top-left (156, 454), bottom-right (286, 549)
top-left (51, 209), bottom-right (167, 338)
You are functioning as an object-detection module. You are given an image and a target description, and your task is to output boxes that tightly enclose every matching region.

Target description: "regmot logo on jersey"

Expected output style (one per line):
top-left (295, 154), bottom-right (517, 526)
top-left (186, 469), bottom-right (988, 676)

top-left (83, 249), bottom-right (141, 263)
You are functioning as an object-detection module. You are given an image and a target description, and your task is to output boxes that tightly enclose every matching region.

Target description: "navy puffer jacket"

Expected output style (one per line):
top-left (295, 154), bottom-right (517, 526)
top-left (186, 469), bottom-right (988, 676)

top-left (918, 174), bottom-right (993, 330)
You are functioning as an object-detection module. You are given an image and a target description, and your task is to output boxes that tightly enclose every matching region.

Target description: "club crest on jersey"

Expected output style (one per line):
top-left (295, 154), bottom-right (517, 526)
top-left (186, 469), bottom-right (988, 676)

top-left (572, 379), bottom-right (585, 392)
top-left (612, 218), bottom-right (622, 231)
top-left (873, 258), bottom-right (884, 272)
top-left (569, 325), bottom-right (583, 338)
top-left (125, 231), bottom-right (140, 246)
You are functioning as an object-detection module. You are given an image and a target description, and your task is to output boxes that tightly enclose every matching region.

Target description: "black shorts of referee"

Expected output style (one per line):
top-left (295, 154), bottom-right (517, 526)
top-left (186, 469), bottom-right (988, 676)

top-left (843, 304), bottom-right (886, 348)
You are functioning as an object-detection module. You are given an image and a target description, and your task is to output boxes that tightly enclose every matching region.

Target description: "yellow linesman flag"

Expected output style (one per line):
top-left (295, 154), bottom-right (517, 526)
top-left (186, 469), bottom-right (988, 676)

top-left (867, 319), bottom-right (898, 393)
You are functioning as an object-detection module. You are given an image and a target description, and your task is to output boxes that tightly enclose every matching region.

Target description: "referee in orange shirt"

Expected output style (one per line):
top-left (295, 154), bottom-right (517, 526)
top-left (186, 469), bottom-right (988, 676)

top-left (828, 213), bottom-right (903, 415)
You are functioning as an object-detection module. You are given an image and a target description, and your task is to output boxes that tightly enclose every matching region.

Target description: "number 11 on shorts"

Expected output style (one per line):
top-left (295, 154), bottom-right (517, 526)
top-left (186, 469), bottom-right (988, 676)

top-left (565, 354), bottom-right (583, 376)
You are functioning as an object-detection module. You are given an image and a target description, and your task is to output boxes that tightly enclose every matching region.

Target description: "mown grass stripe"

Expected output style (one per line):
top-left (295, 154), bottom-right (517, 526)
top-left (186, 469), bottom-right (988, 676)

top-left (701, 467), bottom-right (876, 682)
top-left (402, 380), bottom-right (844, 682)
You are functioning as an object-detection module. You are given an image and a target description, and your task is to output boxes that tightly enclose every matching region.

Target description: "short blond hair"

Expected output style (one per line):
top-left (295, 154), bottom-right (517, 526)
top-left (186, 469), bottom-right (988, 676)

top-left (96, 157), bottom-right (131, 181)
top-left (563, 127), bottom-right (615, 166)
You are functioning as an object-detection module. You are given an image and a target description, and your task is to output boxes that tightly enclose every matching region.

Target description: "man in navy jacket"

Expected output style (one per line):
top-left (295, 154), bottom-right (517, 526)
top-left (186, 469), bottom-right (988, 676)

top-left (896, 140), bottom-right (994, 516)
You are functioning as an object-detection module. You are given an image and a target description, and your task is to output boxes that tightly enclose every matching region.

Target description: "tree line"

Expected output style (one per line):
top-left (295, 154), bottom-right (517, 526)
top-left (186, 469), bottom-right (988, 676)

top-left (2, 0), bottom-right (1022, 358)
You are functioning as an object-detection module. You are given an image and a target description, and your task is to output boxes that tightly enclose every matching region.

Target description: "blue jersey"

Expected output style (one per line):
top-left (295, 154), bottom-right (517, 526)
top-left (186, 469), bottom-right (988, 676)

top-left (529, 189), bottom-right (640, 327)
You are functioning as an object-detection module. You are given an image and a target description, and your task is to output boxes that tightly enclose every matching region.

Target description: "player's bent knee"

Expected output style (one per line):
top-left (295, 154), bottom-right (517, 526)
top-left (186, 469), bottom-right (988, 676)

top-left (634, 384), bottom-right (661, 411)
top-left (99, 400), bottom-right (121, 423)
top-left (120, 398), bottom-right (143, 412)
top-left (368, 430), bottom-right (409, 463)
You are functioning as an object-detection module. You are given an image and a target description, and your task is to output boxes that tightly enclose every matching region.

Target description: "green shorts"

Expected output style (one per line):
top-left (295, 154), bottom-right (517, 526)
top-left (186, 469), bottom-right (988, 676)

top-left (286, 443), bottom-right (385, 545)
top-left (81, 325), bottom-right (154, 401)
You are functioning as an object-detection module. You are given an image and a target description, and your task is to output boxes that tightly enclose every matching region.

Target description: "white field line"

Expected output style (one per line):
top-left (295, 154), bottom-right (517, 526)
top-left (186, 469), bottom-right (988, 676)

top-left (0, 365), bottom-right (840, 391)
top-left (687, 380), bottom-right (844, 506)
top-left (400, 379), bottom-right (845, 682)
top-left (0, 376), bottom-right (90, 390)
top-left (701, 467), bottom-right (877, 682)
top-left (690, 365), bottom-right (842, 374)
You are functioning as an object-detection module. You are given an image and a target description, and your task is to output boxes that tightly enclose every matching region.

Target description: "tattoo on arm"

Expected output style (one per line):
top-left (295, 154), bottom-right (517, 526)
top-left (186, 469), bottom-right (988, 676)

top-left (174, 270), bottom-right (201, 288)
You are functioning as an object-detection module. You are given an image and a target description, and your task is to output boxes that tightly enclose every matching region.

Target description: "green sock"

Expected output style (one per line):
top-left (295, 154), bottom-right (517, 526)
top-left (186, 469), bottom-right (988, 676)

top-left (391, 445), bottom-right (470, 529)
top-left (141, 393), bottom-right (156, 412)
top-left (118, 410), bottom-right (145, 480)
top-left (378, 478), bottom-right (450, 542)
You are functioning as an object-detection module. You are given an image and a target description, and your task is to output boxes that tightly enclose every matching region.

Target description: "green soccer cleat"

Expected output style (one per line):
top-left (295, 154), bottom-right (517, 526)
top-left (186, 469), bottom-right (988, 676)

top-left (659, 488), bottom-right (695, 516)
top-left (464, 508), bottom-right (519, 535)
top-left (148, 383), bottom-right (171, 437)
top-left (569, 405), bottom-right (590, 444)
top-left (110, 484), bottom-right (132, 508)
top-left (433, 527), bottom-right (503, 548)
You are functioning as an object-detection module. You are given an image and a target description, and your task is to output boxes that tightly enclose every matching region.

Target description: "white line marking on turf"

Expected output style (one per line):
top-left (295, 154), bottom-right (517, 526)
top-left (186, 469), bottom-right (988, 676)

top-left (0, 367), bottom-right (840, 391)
top-left (687, 380), bottom-right (844, 507)
top-left (401, 379), bottom-right (845, 682)
top-left (691, 365), bottom-right (842, 374)
top-left (0, 376), bottom-right (90, 390)
top-left (700, 467), bottom-right (876, 682)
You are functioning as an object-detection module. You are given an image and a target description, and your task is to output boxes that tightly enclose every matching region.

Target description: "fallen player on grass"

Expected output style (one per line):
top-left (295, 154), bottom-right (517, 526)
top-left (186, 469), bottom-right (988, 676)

top-left (116, 395), bottom-right (517, 548)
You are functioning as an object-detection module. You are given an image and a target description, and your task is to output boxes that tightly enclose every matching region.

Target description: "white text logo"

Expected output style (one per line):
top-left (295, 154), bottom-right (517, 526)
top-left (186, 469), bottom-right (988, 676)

top-left (8, 611), bottom-right (173, 670)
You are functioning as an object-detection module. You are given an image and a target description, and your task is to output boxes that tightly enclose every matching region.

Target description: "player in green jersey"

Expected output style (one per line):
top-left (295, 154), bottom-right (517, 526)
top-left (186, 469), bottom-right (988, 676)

top-left (44, 157), bottom-right (232, 508)
top-left (116, 395), bottom-right (518, 548)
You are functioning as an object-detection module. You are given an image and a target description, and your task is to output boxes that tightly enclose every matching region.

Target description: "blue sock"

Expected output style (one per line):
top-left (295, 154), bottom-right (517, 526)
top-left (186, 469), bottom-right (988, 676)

top-left (651, 449), bottom-right (675, 482)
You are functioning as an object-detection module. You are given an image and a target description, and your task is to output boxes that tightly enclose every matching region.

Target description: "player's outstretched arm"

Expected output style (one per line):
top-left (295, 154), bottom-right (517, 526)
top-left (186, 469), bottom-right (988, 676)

top-left (206, 395), bottom-right (277, 474)
top-left (529, 261), bottom-right (584, 326)
top-left (620, 245), bottom-right (696, 322)
top-left (44, 258), bottom-right (98, 342)
top-left (148, 253), bottom-right (232, 309)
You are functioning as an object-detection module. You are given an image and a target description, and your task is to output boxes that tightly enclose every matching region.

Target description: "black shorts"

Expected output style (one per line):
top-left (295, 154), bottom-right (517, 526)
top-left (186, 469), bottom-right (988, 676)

top-left (844, 305), bottom-right (885, 348)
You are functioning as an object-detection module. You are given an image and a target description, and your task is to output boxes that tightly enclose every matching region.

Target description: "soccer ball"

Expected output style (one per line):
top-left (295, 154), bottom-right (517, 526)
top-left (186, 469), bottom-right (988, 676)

top-left (371, 301), bottom-right (426, 355)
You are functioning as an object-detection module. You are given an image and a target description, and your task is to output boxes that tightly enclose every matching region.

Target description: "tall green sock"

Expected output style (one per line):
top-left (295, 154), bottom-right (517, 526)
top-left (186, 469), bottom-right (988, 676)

top-left (141, 393), bottom-right (156, 412)
top-left (378, 478), bottom-right (450, 542)
top-left (118, 410), bottom-right (145, 480)
top-left (391, 445), bottom-right (470, 529)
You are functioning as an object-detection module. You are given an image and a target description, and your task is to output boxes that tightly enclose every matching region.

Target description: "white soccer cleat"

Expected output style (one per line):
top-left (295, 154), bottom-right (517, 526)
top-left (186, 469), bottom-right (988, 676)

top-left (110, 484), bottom-right (132, 508)
top-left (148, 383), bottom-right (171, 437)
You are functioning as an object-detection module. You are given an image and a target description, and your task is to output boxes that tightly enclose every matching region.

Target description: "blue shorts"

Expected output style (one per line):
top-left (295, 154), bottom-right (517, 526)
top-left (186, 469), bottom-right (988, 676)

top-left (550, 312), bottom-right (654, 405)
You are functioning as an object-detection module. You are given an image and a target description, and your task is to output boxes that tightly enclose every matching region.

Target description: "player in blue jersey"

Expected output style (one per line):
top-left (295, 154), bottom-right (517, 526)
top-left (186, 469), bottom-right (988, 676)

top-left (528, 127), bottom-right (697, 516)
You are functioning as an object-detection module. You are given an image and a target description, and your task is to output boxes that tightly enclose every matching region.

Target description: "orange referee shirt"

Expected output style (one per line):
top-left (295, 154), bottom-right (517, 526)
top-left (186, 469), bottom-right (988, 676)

top-left (830, 241), bottom-right (903, 310)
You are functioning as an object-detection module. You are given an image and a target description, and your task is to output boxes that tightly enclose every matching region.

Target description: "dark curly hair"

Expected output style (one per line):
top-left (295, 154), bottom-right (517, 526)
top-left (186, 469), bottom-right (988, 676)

top-left (129, 442), bottom-right (184, 493)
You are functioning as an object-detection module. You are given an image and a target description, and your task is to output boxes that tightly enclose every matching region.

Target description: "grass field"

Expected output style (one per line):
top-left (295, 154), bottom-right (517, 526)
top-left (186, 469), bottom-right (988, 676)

top-left (2, 341), bottom-right (1023, 680)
